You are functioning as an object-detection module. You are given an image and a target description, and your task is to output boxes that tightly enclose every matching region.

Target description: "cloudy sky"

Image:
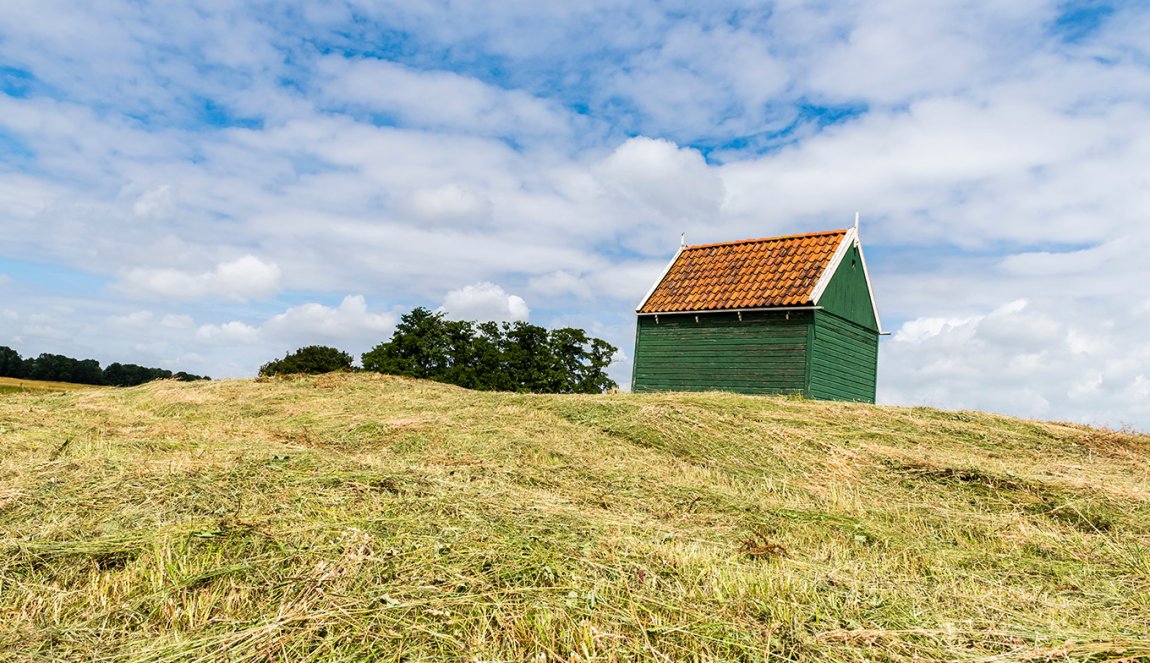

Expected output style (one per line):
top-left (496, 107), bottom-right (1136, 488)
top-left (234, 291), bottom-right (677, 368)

top-left (2, 1), bottom-right (1148, 429)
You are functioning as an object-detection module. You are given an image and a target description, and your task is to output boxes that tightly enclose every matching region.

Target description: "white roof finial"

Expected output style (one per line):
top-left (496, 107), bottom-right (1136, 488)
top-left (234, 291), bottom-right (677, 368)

top-left (854, 211), bottom-right (860, 230)
top-left (680, 232), bottom-right (686, 247)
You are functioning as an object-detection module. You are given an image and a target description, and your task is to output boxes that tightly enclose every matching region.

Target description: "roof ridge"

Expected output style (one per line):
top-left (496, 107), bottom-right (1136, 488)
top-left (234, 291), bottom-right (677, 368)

top-left (686, 228), bottom-right (849, 251)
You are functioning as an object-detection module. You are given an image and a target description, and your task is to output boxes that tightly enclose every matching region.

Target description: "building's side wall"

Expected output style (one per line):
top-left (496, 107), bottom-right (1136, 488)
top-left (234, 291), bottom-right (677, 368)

top-left (807, 310), bottom-right (878, 403)
top-left (817, 242), bottom-right (878, 331)
top-left (632, 311), bottom-right (810, 394)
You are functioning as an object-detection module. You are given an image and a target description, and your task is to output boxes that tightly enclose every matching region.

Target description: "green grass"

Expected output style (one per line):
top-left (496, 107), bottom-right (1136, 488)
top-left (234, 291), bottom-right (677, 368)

top-left (1, 373), bottom-right (1148, 661)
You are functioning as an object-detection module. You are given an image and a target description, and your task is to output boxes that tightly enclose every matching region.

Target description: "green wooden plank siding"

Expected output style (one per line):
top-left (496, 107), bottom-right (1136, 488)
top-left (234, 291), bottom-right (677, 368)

top-left (632, 311), bottom-right (811, 395)
top-left (807, 310), bottom-right (878, 403)
top-left (817, 243), bottom-right (878, 331)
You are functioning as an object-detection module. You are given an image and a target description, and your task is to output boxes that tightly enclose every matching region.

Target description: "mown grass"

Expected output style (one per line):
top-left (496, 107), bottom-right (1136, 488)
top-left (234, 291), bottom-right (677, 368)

top-left (0, 376), bottom-right (106, 394)
top-left (1, 373), bottom-right (1148, 661)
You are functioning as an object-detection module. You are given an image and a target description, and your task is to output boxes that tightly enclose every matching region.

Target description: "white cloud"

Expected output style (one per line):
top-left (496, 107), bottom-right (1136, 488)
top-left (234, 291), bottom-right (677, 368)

top-left (400, 184), bottom-right (493, 225)
top-left (597, 137), bottom-right (725, 223)
top-left (263, 295), bottom-right (396, 340)
top-left (440, 282), bottom-right (530, 323)
top-left (110, 310), bottom-right (155, 328)
top-left (195, 321), bottom-right (260, 345)
top-left (318, 56), bottom-right (571, 138)
top-left (880, 297), bottom-right (1150, 428)
top-left (804, 0), bottom-right (1034, 104)
top-left (192, 295), bottom-right (396, 353)
top-left (527, 270), bottom-right (593, 300)
top-left (160, 313), bottom-right (194, 329)
top-left (131, 184), bottom-right (174, 220)
top-left (118, 255), bottom-right (281, 301)
top-left (603, 22), bottom-right (791, 140)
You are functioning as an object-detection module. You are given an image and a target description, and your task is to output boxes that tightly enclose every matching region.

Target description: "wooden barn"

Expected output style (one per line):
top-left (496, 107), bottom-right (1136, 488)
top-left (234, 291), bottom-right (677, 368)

top-left (631, 226), bottom-right (883, 402)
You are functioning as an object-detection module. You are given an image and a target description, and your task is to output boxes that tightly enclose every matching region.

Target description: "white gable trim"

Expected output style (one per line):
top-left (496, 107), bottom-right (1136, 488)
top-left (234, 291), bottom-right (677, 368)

top-left (635, 245), bottom-right (684, 313)
top-left (808, 228), bottom-right (855, 304)
top-left (854, 234), bottom-right (884, 333)
top-left (809, 227), bottom-right (884, 333)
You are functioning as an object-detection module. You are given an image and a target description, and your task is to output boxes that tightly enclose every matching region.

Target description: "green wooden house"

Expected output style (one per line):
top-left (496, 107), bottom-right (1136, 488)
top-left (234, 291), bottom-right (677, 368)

top-left (631, 226), bottom-right (883, 402)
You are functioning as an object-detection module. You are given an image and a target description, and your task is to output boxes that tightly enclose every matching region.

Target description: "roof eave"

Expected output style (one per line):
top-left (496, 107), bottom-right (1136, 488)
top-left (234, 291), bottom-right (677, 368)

top-left (638, 305), bottom-right (823, 316)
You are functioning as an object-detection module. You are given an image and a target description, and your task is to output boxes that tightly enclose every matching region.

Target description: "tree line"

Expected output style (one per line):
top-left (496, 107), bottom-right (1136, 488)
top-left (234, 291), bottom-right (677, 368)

top-left (0, 346), bottom-right (209, 387)
top-left (260, 307), bottom-right (618, 394)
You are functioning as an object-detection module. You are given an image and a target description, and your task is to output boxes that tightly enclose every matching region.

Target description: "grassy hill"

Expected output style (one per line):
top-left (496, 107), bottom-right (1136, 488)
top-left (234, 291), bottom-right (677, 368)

top-left (1, 374), bottom-right (1147, 661)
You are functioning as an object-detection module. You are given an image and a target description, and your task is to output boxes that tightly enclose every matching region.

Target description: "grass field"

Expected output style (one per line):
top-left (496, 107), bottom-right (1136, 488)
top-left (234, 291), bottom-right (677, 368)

top-left (0, 376), bottom-right (106, 394)
top-left (1, 373), bottom-right (1148, 661)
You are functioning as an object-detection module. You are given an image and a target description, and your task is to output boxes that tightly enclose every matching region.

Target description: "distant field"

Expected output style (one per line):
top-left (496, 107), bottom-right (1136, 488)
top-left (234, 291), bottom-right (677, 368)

top-left (0, 376), bottom-right (106, 393)
top-left (1, 373), bottom-right (1148, 661)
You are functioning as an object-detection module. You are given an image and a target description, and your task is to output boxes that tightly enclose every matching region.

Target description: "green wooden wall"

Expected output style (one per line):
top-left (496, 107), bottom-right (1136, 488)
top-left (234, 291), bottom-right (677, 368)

top-left (807, 310), bottom-right (878, 402)
top-left (632, 310), bottom-right (810, 395)
top-left (816, 242), bottom-right (878, 331)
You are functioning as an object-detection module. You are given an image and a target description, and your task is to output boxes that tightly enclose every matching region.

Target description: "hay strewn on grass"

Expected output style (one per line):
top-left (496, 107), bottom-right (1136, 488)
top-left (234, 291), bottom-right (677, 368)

top-left (1, 373), bottom-right (1148, 661)
top-left (0, 376), bottom-right (106, 394)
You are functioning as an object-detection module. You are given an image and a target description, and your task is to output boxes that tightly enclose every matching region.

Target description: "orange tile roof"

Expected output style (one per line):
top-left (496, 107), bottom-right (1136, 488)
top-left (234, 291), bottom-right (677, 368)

top-left (639, 229), bottom-right (849, 313)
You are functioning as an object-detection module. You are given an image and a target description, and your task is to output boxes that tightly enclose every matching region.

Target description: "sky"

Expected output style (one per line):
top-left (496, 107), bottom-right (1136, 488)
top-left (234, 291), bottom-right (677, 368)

top-left (2, 0), bottom-right (1149, 430)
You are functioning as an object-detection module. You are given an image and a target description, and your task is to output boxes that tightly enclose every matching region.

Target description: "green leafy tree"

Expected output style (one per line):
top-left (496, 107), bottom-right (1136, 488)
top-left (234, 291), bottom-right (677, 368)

top-left (27, 353), bottom-right (103, 384)
top-left (469, 321), bottom-right (508, 390)
top-left (0, 346), bottom-right (24, 378)
top-left (0, 346), bottom-right (200, 386)
top-left (362, 308), bottom-right (618, 393)
top-left (361, 308), bottom-right (452, 378)
top-left (103, 363), bottom-right (174, 386)
top-left (74, 359), bottom-right (105, 385)
top-left (548, 328), bottom-right (617, 394)
top-left (259, 345), bottom-right (354, 376)
top-left (502, 321), bottom-right (560, 392)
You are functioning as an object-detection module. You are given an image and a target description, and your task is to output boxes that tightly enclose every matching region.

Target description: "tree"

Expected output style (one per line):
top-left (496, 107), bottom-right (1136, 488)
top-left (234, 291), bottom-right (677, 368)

top-left (103, 363), bottom-right (173, 386)
top-left (502, 321), bottom-right (559, 392)
top-left (0, 346), bottom-right (203, 386)
top-left (259, 345), bottom-right (354, 376)
top-left (0, 346), bottom-right (23, 378)
top-left (73, 358), bottom-right (105, 385)
top-left (361, 308), bottom-right (452, 379)
top-left (362, 307), bottom-right (618, 393)
top-left (548, 328), bottom-right (617, 394)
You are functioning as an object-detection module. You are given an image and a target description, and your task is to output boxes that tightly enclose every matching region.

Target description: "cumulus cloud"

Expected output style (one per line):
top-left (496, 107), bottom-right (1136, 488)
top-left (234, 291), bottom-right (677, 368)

top-left (263, 295), bottom-right (395, 340)
top-left (881, 299), bottom-right (1150, 428)
top-left (193, 295), bottom-right (396, 350)
top-left (195, 321), bottom-right (261, 345)
top-left (597, 137), bottom-right (725, 223)
top-left (118, 255), bottom-right (281, 301)
top-left (440, 282), bottom-right (530, 323)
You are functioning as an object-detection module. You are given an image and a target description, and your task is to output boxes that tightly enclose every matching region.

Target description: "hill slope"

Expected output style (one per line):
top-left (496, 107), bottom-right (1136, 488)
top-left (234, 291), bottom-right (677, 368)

top-left (1, 374), bottom-right (1148, 661)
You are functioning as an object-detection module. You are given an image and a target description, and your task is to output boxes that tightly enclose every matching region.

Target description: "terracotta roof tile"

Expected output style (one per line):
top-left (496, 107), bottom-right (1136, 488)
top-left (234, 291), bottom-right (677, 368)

top-left (639, 229), bottom-right (848, 314)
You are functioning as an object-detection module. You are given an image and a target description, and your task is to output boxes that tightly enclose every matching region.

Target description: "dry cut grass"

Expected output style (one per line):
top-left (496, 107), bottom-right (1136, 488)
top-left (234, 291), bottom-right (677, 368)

top-left (1, 373), bottom-right (1148, 661)
top-left (0, 376), bottom-right (106, 394)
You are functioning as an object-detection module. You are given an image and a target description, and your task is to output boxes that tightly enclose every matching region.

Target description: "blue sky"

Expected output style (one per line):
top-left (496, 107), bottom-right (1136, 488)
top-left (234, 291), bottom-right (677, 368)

top-left (2, 0), bottom-right (1150, 429)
